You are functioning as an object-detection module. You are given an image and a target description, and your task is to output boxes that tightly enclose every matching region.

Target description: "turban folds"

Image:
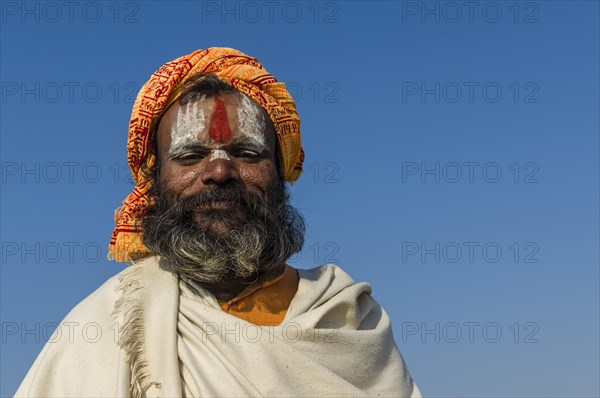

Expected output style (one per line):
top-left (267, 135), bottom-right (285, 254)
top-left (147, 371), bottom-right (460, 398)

top-left (108, 47), bottom-right (304, 262)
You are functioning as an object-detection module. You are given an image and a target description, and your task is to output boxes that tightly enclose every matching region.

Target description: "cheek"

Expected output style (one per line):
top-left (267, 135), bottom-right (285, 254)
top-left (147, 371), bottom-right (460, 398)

top-left (160, 165), bottom-right (198, 193)
top-left (239, 162), bottom-right (276, 188)
top-left (179, 170), bottom-right (198, 186)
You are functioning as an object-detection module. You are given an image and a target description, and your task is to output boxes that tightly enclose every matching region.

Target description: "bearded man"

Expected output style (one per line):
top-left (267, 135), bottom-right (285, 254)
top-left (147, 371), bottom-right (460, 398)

top-left (16, 47), bottom-right (421, 398)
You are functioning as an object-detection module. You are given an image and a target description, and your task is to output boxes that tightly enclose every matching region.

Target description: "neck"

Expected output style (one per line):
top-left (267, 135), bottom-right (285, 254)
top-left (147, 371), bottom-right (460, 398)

top-left (199, 264), bottom-right (286, 301)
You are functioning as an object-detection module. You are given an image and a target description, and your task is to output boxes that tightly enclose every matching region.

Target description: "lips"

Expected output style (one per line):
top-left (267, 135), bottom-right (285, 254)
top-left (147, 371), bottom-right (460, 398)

top-left (204, 199), bottom-right (237, 210)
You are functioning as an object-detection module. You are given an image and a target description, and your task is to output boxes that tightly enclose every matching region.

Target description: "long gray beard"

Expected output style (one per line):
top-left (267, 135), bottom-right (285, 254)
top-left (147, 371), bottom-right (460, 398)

top-left (140, 181), bottom-right (305, 285)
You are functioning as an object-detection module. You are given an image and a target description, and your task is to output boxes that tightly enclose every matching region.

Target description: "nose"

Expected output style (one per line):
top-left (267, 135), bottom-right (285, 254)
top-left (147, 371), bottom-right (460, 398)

top-left (201, 157), bottom-right (239, 186)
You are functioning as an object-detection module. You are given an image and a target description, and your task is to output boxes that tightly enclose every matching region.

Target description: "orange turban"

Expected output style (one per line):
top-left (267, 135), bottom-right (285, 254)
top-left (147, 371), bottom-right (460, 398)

top-left (108, 47), bottom-right (304, 262)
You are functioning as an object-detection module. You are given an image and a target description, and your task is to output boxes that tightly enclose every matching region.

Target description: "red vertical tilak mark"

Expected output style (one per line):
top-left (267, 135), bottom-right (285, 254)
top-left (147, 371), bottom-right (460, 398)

top-left (208, 98), bottom-right (232, 143)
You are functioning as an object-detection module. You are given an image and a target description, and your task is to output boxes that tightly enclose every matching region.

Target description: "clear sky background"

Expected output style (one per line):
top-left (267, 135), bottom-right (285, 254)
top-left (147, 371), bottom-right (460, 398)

top-left (1, 1), bottom-right (599, 397)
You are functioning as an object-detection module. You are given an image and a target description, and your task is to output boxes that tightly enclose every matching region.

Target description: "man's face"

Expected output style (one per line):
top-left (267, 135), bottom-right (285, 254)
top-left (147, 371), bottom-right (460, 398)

top-left (142, 90), bottom-right (305, 285)
top-left (156, 92), bottom-right (279, 235)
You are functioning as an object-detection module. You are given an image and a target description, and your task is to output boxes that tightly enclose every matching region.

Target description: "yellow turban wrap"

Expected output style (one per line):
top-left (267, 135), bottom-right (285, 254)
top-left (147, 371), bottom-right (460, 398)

top-left (108, 47), bottom-right (304, 262)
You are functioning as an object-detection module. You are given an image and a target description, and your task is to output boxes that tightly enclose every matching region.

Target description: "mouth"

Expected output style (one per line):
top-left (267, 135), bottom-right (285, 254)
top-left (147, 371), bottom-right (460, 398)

top-left (202, 199), bottom-right (238, 210)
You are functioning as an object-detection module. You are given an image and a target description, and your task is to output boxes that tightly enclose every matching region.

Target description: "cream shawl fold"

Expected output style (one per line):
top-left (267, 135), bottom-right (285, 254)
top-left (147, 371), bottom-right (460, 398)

top-left (15, 256), bottom-right (421, 397)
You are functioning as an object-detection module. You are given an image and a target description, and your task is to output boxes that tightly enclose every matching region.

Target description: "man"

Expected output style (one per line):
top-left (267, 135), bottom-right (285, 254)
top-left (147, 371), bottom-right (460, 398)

top-left (16, 47), bottom-right (421, 397)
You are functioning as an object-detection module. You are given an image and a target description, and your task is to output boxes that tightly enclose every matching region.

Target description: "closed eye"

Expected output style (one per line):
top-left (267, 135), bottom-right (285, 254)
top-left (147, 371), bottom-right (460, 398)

top-left (171, 150), bottom-right (210, 163)
top-left (231, 149), bottom-right (265, 162)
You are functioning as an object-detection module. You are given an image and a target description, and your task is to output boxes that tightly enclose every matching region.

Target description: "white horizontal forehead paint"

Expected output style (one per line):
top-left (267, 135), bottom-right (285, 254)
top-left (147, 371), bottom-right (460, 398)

top-left (236, 94), bottom-right (267, 147)
top-left (209, 149), bottom-right (230, 161)
top-left (169, 98), bottom-right (210, 156)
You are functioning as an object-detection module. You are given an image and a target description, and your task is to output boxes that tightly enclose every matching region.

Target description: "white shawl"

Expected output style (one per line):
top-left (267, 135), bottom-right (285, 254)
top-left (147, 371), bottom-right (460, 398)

top-left (15, 256), bottom-right (421, 397)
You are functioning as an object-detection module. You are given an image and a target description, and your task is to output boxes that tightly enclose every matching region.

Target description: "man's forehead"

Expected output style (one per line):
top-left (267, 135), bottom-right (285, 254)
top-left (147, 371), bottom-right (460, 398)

top-left (160, 92), bottom-right (274, 139)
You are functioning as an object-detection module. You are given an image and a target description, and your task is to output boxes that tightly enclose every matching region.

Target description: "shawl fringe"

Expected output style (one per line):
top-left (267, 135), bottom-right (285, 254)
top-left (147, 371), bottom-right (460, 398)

top-left (111, 261), bottom-right (162, 397)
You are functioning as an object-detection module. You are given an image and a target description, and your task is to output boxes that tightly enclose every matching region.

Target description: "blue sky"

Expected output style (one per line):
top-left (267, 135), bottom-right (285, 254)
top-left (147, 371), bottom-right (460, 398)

top-left (1, 1), bottom-right (599, 396)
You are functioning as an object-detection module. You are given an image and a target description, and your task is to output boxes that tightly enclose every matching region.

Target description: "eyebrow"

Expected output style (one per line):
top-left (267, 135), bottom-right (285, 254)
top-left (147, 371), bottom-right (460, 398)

top-left (167, 143), bottom-right (211, 159)
top-left (223, 138), bottom-right (270, 154)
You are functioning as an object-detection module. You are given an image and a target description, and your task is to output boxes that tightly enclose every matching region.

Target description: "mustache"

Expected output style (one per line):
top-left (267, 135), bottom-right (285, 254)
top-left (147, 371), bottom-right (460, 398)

top-left (181, 187), bottom-right (267, 210)
top-left (153, 185), bottom-right (276, 223)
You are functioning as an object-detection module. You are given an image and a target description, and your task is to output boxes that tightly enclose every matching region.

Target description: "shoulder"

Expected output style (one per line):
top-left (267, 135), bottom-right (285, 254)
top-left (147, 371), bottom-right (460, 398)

top-left (15, 256), bottom-right (165, 397)
top-left (68, 255), bottom-right (163, 323)
top-left (35, 258), bottom-right (150, 344)
top-left (296, 263), bottom-right (372, 297)
top-left (67, 270), bottom-right (122, 321)
top-left (14, 265), bottom-right (129, 397)
top-left (296, 263), bottom-right (355, 285)
top-left (288, 263), bottom-right (376, 323)
top-left (31, 257), bottom-right (161, 358)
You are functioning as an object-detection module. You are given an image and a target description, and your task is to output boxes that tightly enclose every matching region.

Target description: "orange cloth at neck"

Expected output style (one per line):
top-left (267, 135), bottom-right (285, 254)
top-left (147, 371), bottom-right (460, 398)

top-left (218, 265), bottom-right (299, 326)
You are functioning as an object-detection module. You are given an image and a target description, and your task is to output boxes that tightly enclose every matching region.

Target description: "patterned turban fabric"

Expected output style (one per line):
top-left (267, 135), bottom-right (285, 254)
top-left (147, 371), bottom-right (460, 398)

top-left (108, 47), bottom-right (304, 262)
